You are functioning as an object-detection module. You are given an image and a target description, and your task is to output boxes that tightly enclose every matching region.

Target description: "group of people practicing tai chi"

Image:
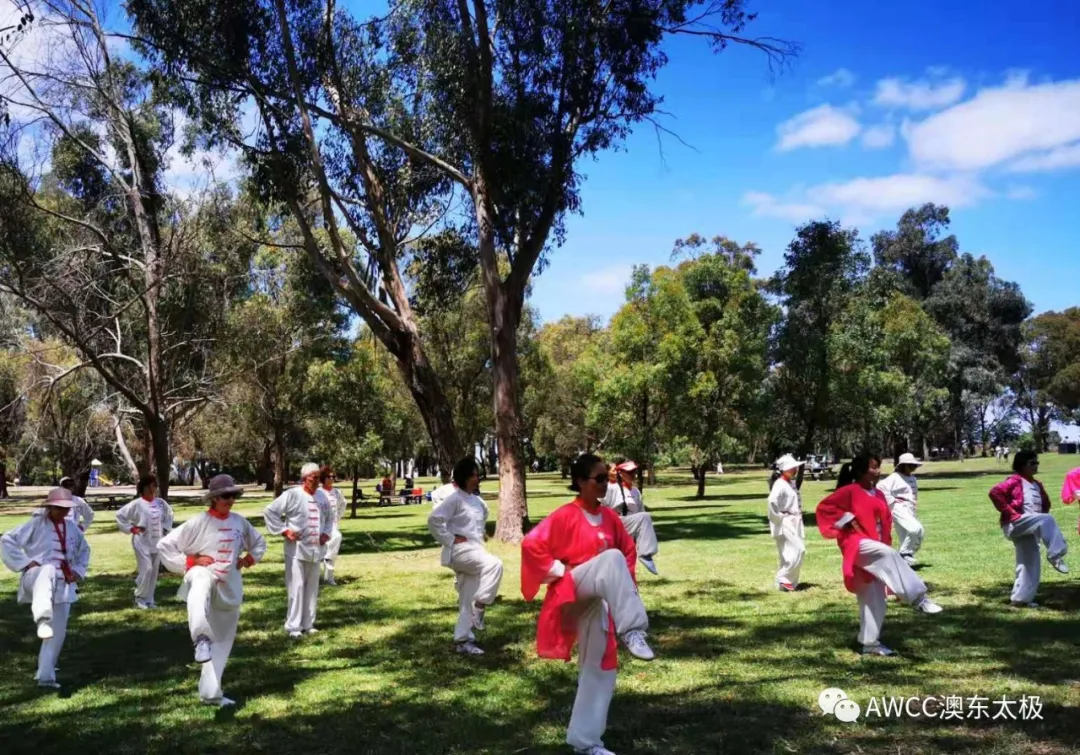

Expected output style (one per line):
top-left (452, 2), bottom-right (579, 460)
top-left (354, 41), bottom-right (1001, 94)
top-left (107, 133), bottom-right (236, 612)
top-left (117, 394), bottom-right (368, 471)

top-left (4, 449), bottom-right (1080, 755)
top-left (769, 449), bottom-right (1080, 658)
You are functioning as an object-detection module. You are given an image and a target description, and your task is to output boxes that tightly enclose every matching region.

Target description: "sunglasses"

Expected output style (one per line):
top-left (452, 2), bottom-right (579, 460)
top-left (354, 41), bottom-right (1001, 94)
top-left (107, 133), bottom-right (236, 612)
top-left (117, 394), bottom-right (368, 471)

top-left (588, 473), bottom-right (609, 485)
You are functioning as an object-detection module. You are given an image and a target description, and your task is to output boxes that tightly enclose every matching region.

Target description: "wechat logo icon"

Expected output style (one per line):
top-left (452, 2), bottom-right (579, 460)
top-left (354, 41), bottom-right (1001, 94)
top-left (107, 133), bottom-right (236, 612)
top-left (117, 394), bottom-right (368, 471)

top-left (819, 688), bottom-right (861, 723)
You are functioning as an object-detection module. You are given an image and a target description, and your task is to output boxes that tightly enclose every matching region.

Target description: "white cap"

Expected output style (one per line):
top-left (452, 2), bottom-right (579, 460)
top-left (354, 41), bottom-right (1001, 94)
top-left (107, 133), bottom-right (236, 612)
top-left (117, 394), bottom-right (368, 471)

top-left (897, 453), bottom-right (923, 467)
top-left (775, 454), bottom-right (805, 473)
top-left (300, 462), bottom-right (320, 479)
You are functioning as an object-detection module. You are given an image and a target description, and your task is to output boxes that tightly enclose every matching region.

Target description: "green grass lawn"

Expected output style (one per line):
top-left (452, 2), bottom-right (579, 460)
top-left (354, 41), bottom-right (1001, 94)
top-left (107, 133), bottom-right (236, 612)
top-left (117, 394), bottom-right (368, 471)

top-left (2, 456), bottom-right (1080, 754)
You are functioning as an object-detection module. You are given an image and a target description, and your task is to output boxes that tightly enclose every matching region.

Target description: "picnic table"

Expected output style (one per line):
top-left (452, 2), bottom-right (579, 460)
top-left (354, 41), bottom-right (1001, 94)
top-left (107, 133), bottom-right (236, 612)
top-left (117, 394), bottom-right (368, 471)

top-left (86, 495), bottom-right (129, 511)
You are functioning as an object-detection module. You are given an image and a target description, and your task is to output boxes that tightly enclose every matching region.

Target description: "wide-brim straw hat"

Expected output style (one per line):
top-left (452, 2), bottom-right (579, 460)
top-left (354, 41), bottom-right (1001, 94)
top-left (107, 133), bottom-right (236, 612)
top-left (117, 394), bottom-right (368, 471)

top-left (206, 474), bottom-right (244, 500)
top-left (43, 487), bottom-right (76, 508)
top-left (897, 453), bottom-right (924, 467)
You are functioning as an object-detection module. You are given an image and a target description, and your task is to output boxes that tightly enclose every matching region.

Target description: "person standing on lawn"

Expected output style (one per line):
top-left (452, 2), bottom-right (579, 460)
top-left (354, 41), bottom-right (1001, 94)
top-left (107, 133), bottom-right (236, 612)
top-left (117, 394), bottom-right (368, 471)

top-left (877, 453), bottom-right (925, 565)
top-left (158, 475), bottom-right (266, 707)
top-left (316, 466), bottom-right (347, 585)
top-left (521, 453), bottom-right (655, 755)
top-left (115, 475), bottom-right (174, 609)
top-left (816, 453), bottom-right (943, 657)
top-left (989, 451), bottom-right (1069, 608)
top-left (768, 454), bottom-right (805, 592)
top-left (427, 457), bottom-right (503, 656)
top-left (264, 463), bottom-right (332, 636)
top-left (602, 460), bottom-right (659, 576)
top-left (1, 487), bottom-right (91, 690)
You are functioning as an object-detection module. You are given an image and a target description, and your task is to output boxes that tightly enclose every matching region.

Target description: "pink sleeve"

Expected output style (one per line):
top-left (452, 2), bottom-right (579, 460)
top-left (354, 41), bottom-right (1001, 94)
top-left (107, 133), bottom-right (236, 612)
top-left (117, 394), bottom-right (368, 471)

top-left (1062, 469), bottom-right (1080, 504)
top-left (989, 476), bottom-right (1018, 512)
top-left (521, 512), bottom-right (558, 601)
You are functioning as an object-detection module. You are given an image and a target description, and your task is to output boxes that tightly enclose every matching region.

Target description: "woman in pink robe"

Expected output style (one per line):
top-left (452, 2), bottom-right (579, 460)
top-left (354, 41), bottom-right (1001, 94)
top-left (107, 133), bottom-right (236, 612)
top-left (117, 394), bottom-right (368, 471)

top-left (521, 454), bottom-right (655, 755)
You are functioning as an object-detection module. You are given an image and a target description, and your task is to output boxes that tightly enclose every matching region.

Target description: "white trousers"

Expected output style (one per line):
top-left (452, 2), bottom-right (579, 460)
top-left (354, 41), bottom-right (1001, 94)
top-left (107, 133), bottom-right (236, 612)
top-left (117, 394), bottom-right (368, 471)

top-left (774, 517), bottom-right (805, 587)
top-left (22, 565), bottom-right (71, 684)
top-left (565, 549), bottom-right (649, 752)
top-left (1004, 514), bottom-right (1068, 604)
top-left (891, 506), bottom-right (924, 557)
top-left (134, 549), bottom-right (161, 603)
top-left (184, 567), bottom-right (240, 701)
top-left (324, 528), bottom-right (343, 578)
top-left (284, 556), bottom-right (321, 633)
top-left (448, 541), bottom-right (503, 643)
top-left (854, 539), bottom-right (928, 647)
top-left (621, 512), bottom-right (659, 558)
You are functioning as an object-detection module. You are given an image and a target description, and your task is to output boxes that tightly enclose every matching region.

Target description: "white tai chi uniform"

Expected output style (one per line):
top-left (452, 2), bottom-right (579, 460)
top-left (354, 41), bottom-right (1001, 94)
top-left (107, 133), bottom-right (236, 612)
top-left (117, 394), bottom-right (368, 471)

top-left (158, 510), bottom-right (267, 702)
top-left (115, 496), bottom-right (174, 605)
top-left (264, 487), bottom-right (331, 633)
top-left (854, 539), bottom-right (928, 647)
top-left (878, 472), bottom-right (924, 558)
top-left (317, 487), bottom-right (347, 581)
top-left (36, 495), bottom-right (95, 532)
top-left (767, 477), bottom-right (805, 587)
top-left (1003, 481), bottom-right (1068, 605)
top-left (602, 484), bottom-right (659, 558)
top-left (427, 488), bottom-right (503, 643)
top-left (1, 516), bottom-right (91, 684)
top-left (430, 482), bottom-right (456, 506)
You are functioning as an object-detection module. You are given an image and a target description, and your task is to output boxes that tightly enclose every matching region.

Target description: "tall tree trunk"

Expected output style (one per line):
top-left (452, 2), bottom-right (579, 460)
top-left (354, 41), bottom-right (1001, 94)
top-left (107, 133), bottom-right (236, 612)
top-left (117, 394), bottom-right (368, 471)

top-left (113, 419), bottom-right (139, 482)
top-left (351, 467), bottom-right (359, 517)
top-left (146, 415), bottom-right (171, 497)
top-left (490, 292), bottom-right (529, 543)
top-left (273, 426), bottom-right (287, 497)
top-left (696, 468), bottom-right (707, 499)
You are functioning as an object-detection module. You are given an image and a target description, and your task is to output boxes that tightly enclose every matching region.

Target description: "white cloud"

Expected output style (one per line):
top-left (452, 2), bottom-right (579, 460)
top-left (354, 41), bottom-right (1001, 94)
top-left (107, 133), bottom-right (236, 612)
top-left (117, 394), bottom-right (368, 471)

top-left (861, 124), bottom-right (896, 149)
top-left (817, 68), bottom-right (856, 88)
top-left (744, 173), bottom-right (989, 225)
top-left (582, 265), bottom-right (634, 295)
top-left (742, 191), bottom-right (826, 223)
top-left (775, 105), bottom-right (861, 151)
top-left (1005, 185), bottom-right (1038, 200)
top-left (907, 77), bottom-right (1080, 171)
top-left (874, 76), bottom-right (967, 111)
top-left (1007, 142), bottom-right (1080, 173)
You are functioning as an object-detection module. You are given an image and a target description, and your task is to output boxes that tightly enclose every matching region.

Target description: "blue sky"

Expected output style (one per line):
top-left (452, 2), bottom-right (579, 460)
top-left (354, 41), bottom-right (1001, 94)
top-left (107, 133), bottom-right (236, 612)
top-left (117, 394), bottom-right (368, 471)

top-left (528, 0), bottom-right (1080, 326)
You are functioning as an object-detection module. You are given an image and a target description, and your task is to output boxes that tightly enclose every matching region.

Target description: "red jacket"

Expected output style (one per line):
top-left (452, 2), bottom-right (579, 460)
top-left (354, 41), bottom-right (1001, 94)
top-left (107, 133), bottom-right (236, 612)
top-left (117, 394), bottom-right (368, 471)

top-left (816, 484), bottom-right (892, 594)
top-left (989, 474), bottom-right (1051, 526)
top-left (521, 500), bottom-right (637, 670)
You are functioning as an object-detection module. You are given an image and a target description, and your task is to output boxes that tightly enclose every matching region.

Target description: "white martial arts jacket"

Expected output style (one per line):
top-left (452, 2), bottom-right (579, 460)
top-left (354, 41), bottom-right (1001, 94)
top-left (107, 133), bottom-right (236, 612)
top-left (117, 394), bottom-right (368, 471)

top-left (1, 515), bottom-right (90, 604)
top-left (427, 488), bottom-right (489, 567)
top-left (33, 495), bottom-right (95, 530)
top-left (116, 497), bottom-right (175, 555)
top-left (316, 488), bottom-right (348, 531)
top-left (158, 511), bottom-right (267, 608)
top-left (430, 483), bottom-right (456, 507)
top-left (767, 477), bottom-right (802, 537)
top-left (877, 473), bottom-right (918, 514)
top-left (264, 486), bottom-right (332, 563)
top-left (602, 484), bottom-right (644, 516)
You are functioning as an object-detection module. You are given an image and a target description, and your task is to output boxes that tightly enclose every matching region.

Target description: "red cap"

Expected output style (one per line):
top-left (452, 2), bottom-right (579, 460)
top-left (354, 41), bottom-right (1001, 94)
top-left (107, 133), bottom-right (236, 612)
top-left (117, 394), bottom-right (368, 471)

top-left (616, 461), bottom-right (639, 473)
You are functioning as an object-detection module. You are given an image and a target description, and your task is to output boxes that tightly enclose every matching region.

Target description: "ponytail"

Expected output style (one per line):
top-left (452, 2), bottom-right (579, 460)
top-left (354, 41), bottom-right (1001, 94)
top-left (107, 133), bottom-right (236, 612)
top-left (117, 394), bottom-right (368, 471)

top-left (836, 463), bottom-right (854, 489)
top-left (836, 452), bottom-right (881, 489)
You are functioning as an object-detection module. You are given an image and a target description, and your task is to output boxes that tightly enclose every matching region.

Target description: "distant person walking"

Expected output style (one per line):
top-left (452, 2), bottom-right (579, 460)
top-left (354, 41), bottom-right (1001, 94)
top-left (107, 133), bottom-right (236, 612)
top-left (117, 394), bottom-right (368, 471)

top-left (989, 451), bottom-right (1069, 607)
top-left (816, 453), bottom-right (942, 657)
top-left (768, 454), bottom-right (805, 592)
top-left (877, 454), bottom-right (925, 565)
top-left (115, 475), bottom-right (174, 609)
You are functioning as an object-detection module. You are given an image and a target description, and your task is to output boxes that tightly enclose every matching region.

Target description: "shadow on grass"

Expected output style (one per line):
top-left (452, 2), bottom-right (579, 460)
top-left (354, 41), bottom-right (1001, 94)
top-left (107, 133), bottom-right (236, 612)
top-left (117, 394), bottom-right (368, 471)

top-left (652, 511), bottom-right (765, 544)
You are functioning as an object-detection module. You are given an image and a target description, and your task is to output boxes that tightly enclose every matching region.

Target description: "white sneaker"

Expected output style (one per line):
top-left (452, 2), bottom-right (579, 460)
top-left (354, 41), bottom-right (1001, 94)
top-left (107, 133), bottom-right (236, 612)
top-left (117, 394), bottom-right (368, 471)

top-left (36, 620), bottom-right (53, 640)
top-left (471, 606), bottom-right (486, 632)
top-left (574, 746), bottom-right (617, 755)
top-left (37, 680), bottom-right (61, 690)
top-left (201, 696), bottom-right (235, 707)
top-left (638, 556), bottom-right (659, 576)
top-left (325, 575), bottom-right (337, 586)
top-left (1010, 600), bottom-right (1039, 608)
top-left (621, 629), bottom-right (655, 661)
top-left (455, 641), bottom-right (485, 656)
top-left (194, 637), bottom-right (212, 664)
top-left (288, 631), bottom-right (303, 638)
top-left (135, 600), bottom-right (151, 610)
top-left (862, 644), bottom-right (895, 657)
top-left (914, 597), bottom-right (943, 614)
top-left (304, 628), bottom-right (319, 635)
top-left (901, 554), bottom-right (916, 566)
top-left (1050, 558), bottom-right (1069, 574)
